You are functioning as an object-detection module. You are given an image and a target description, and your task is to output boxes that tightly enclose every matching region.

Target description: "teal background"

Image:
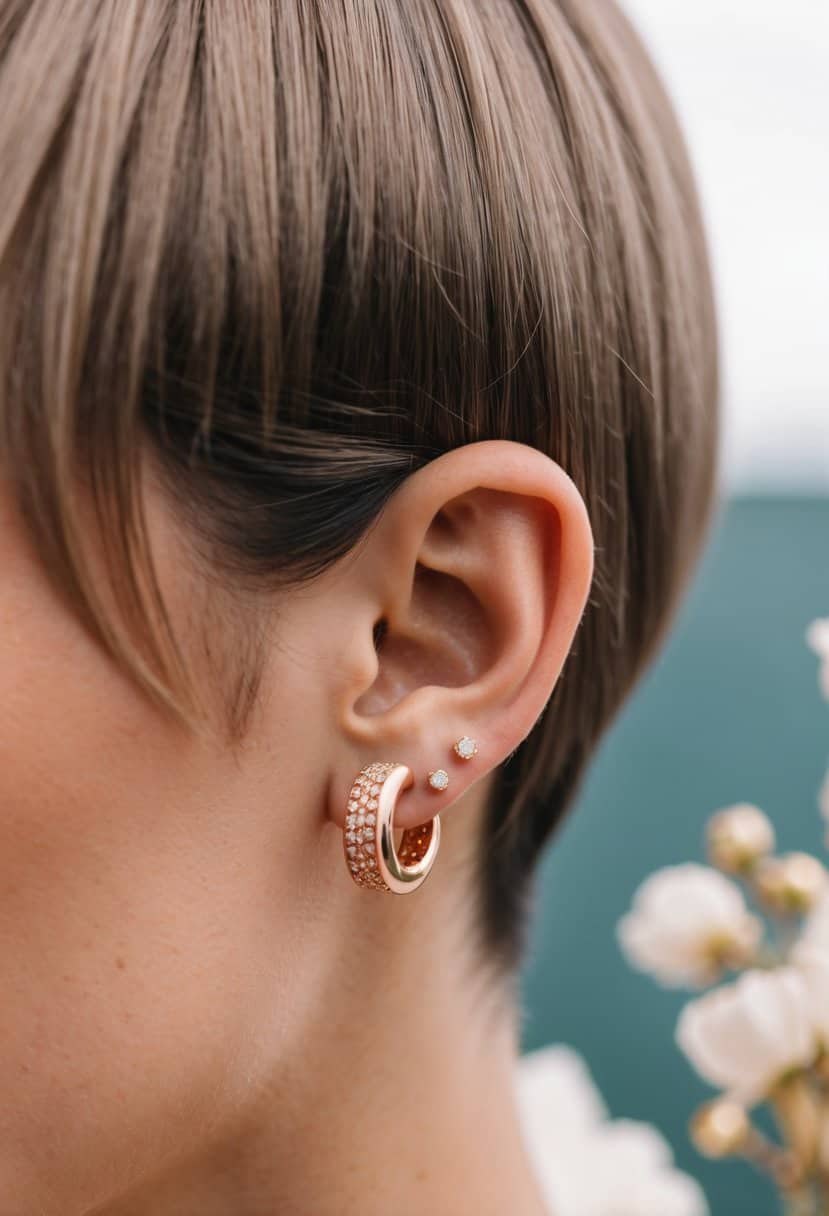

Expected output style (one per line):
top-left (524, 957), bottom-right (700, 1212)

top-left (519, 496), bottom-right (829, 1216)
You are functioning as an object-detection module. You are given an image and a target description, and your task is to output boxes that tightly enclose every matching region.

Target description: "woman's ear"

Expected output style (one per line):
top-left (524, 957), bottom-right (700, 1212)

top-left (329, 439), bottom-right (594, 830)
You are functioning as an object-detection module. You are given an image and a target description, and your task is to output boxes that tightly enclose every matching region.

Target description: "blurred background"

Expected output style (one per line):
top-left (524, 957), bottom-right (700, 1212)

top-left (519, 3), bottom-right (829, 1213)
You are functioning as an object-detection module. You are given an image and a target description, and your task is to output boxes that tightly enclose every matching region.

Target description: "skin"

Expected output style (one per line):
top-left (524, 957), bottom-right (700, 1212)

top-left (0, 438), bottom-right (594, 1216)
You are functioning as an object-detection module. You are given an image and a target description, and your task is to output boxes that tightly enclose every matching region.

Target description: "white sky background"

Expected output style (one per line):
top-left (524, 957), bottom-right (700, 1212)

top-left (620, 0), bottom-right (829, 492)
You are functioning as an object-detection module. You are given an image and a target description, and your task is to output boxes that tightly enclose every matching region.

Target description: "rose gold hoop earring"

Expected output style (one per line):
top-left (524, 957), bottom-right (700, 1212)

top-left (343, 761), bottom-right (441, 894)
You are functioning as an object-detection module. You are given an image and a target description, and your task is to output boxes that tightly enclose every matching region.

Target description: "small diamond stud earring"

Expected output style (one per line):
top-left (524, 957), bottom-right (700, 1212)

top-left (428, 769), bottom-right (449, 791)
top-left (453, 736), bottom-right (478, 760)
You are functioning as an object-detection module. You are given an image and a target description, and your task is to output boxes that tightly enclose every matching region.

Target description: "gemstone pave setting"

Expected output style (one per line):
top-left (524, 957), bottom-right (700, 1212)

top-left (344, 761), bottom-right (440, 893)
top-left (344, 761), bottom-right (392, 891)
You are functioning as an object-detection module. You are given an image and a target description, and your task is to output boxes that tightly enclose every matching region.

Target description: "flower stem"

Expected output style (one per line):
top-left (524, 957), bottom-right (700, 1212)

top-left (815, 1171), bottom-right (829, 1216)
top-left (783, 1183), bottom-right (819, 1216)
top-left (772, 1075), bottom-right (821, 1171)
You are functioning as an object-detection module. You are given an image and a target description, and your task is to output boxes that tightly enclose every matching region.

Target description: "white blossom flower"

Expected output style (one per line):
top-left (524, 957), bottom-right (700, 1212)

top-left (791, 893), bottom-right (829, 1045)
top-left (791, 944), bottom-right (829, 1045)
top-left (806, 617), bottom-right (829, 700)
top-left (617, 864), bottom-right (763, 988)
top-left (807, 617), bottom-right (829, 658)
top-left (675, 968), bottom-right (817, 1104)
top-left (514, 1042), bottom-right (608, 1135)
top-left (819, 765), bottom-right (829, 836)
top-left (515, 1045), bottom-right (709, 1216)
top-left (798, 891), bottom-right (829, 952)
top-left (576, 1122), bottom-right (709, 1216)
top-left (596, 1129), bottom-right (710, 1216)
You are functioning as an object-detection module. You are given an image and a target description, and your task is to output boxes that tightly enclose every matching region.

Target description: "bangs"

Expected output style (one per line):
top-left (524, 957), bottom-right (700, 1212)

top-left (0, 0), bottom-right (717, 959)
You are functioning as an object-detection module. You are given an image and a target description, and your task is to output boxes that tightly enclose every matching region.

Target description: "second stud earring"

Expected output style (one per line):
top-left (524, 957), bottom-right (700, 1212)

top-left (453, 736), bottom-right (478, 760)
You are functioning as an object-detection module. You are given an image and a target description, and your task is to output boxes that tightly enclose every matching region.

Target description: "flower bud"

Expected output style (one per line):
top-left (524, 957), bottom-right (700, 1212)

top-left (690, 1099), bottom-right (751, 1158)
top-left (806, 618), bottom-right (829, 701)
top-left (707, 804), bottom-right (775, 874)
top-left (819, 766), bottom-right (829, 830)
top-left (755, 853), bottom-right (828, 915)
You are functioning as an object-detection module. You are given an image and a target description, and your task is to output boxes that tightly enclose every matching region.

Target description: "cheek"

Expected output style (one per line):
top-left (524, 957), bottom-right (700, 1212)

top-left (0, 515), bottom-right (312, 1212)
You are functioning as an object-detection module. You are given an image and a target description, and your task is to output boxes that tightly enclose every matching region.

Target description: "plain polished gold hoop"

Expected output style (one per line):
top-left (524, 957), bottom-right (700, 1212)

top-left (343, 761), bottom-right (441, 893)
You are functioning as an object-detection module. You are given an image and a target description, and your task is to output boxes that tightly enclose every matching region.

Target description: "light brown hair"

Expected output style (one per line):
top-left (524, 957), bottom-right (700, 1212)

top-left (0, 0), bottom-right (719, 967)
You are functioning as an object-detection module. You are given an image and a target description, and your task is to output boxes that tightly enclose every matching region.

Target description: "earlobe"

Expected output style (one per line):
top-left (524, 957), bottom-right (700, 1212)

top-left (330, 439), bottom-right (594, 835)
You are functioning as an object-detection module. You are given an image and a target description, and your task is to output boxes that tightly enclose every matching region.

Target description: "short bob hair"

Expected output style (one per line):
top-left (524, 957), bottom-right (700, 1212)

top-left (0, 0), bottom-right (718, 969)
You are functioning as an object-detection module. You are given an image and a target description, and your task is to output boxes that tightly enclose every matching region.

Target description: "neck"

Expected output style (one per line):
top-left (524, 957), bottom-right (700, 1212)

top-left (90, 843), bottom-right (549, 1216)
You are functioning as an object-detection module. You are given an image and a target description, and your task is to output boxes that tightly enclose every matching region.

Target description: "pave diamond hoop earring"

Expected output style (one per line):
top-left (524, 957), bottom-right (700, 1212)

top-left (343, 762), bottom-right (441, 894)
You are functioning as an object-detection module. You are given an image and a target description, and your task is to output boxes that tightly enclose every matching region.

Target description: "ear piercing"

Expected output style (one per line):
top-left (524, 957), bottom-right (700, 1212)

top-left (344, 761), bottom-right (439, 893)
top-left (427, 736), bottom-right (478, 791)
top-left (343, 738), bottom-right (478, 892)
top-left (453, 735), bottom-right (478, 760)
